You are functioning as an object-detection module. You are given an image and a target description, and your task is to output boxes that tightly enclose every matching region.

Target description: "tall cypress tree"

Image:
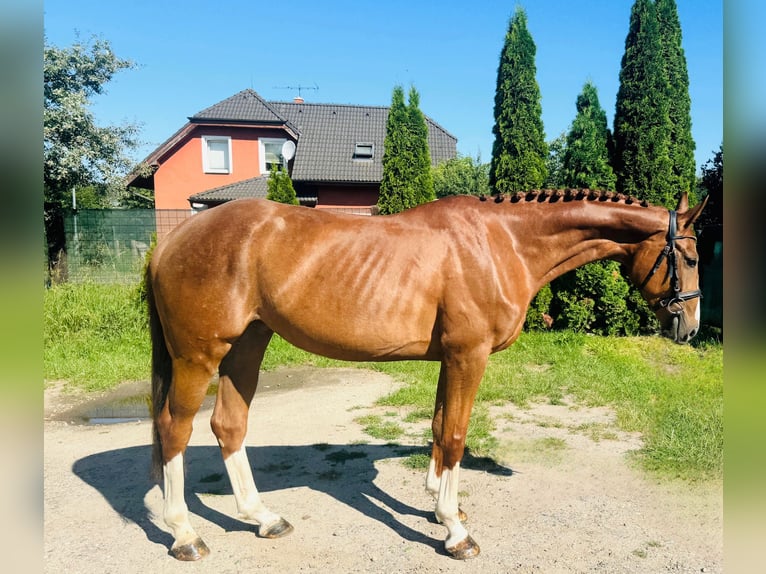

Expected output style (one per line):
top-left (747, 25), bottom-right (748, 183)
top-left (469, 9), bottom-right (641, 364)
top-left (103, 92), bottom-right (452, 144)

top-left (613, 0), bottom-right (674, 206)
top-left (407, 86), bottom-right (435, 205)
top-left (378, 85), bottom-right (434, 214)
top-left (378, 86), bottom-right (410, 215)
top-left (562, 81), bottom-right (616, 190)
top-left (489, 7), bottom-right (548, 194)
top-left (656, 0), bottom-right (696, 195)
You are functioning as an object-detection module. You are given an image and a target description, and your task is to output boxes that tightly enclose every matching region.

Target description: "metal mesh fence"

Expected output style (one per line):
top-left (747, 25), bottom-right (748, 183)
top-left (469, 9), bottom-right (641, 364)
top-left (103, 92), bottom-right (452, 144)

top-left (56, 209), bottom-right (193, 283)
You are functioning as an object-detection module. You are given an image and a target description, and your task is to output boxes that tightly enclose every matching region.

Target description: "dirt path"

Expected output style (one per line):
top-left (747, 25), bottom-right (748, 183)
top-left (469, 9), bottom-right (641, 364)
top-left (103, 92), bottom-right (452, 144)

top-left (44, 367), bottom-right (721, 573)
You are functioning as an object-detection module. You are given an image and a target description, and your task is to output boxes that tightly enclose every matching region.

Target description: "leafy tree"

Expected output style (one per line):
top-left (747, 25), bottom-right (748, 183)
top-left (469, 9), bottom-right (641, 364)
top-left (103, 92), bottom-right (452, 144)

top-left (543, 132), bottom-right (567, 189)
top-left (44, 36), bottom-right (141, 274)
top-left (656, 0), bottom-right (696, 195)
top-left (266, 165), bottom-right (299, 205)
top-left (695, 145), bottom-right (722, 328)
top-left (44, 36), bottom-right (141, 208)
top-left (612, 0), bottom-right (674, 206)
top-left (561, 82), bottom-right (616, 190)
top-left (489, 7), bottom-right (548, 194)
top-left (432, 155), bottom-right (489, 198)
top-left (696, 145), bottom-right (722, 230)
top-left (120, 187), bottom-right (155, 209)
top-left (377, 85), bottom-right (433, 214)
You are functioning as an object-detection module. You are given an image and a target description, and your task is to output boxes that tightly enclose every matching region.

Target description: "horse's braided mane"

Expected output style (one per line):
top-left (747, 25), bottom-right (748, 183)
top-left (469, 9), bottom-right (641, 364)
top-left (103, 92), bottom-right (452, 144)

top-left (477, 188), bottom-right (650, 208)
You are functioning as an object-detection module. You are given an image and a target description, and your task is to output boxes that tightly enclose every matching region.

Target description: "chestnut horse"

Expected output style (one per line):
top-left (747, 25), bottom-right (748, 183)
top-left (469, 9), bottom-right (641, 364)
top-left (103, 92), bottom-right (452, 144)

top-left (146, 189), bottom-right (707, 560)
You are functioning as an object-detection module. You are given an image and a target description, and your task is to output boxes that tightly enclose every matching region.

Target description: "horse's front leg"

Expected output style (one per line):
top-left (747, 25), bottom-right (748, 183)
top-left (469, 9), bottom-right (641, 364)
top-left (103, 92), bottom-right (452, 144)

top-left (211, 323), bottom-right (294, 539)
top-left (429, 348), bottom-right (489, 559)
top-left (426, 366), bottom-right (468, 523)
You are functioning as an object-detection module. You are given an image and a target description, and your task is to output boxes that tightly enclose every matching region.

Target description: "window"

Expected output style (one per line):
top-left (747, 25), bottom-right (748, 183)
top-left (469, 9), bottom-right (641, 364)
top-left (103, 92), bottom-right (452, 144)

top-left (202, 136), bottom-right (232, 174)
top-left (260, 138), bottom-right (288, 173)
top-left (353, 142), bottom-right (374, 160)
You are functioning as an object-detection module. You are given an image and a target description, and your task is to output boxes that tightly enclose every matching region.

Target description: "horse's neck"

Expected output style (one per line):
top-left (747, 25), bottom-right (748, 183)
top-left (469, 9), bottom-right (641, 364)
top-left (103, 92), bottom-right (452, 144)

top-left (497, 200), bottom-right (664, 291)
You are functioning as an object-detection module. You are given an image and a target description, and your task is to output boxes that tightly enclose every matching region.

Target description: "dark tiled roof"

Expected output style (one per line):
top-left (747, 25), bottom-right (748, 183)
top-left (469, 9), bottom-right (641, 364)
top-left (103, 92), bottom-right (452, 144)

top-left (190, 89), bottom-right (289, 126)
top-left (271, 101), bottom-right (456, 183)
top-left (188, 176), bottom-right (269, 204)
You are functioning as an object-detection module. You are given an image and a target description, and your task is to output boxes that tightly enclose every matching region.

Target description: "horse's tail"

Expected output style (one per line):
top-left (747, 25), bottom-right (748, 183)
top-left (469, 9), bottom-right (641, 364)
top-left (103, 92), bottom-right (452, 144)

top-left (146, 265), bottom-right (171, 482)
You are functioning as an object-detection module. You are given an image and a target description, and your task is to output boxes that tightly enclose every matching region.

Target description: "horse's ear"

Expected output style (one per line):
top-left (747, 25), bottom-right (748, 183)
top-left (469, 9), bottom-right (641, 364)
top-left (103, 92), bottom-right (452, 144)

top-left (679, 194), bottom-right (709, 230)
top-left (675, 192), bottom-right (689, 212)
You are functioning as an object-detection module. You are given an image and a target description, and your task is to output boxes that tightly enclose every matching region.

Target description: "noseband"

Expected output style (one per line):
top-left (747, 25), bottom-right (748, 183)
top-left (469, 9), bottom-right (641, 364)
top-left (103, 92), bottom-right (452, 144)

top-left (639, 210), bottom-right (702, 312)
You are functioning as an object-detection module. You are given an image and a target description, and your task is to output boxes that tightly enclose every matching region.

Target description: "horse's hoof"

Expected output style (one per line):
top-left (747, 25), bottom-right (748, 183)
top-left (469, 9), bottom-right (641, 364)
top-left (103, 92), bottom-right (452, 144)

top-left (446, 535), bottom-right (480, 560)
top-left (170, 537), bottom-right (210, 561)
top-left (259, 517), bottom-right (294, 539)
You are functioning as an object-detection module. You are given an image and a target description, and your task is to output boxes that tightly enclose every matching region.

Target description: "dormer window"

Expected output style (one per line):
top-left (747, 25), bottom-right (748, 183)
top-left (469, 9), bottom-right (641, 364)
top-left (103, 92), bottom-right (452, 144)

top-left (353, 142), bottom-right (374, 160)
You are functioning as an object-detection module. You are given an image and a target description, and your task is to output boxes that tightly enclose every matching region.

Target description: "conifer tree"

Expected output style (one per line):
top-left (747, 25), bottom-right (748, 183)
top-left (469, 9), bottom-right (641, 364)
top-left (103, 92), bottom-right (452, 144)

top-left (378, 86), bottom-right (410, 215)
top-left (407, 87), bottom-right (435, 205)
top-left (549, 83), bottom-right (635, 335)
top-left (613, 0), bottom-right (674, 206)
top-left (562, 82), bottom-right (616, 190)
top-left (266, 165), bottom-right (299, 205)
top-left (377, 85), bottom-right (433, 214)
top-left (656, 0), bottom-right (696, 194)
top-left (489, 7), bottom-right (548, 194)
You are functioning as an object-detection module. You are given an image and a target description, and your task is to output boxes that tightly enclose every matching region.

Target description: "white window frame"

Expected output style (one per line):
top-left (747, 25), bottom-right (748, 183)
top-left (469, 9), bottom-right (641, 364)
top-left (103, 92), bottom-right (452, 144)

top-left (201, 135), bottom-right (232, 174)
top-left (259, 138), bottom-right (288, 174)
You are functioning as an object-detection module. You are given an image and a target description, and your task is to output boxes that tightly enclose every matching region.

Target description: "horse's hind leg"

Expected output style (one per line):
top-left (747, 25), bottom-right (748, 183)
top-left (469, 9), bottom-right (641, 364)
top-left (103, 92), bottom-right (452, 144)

top-left (157, 360), bottom-right (217, 560)
top-left (211, 322), bottom-right (294, 539)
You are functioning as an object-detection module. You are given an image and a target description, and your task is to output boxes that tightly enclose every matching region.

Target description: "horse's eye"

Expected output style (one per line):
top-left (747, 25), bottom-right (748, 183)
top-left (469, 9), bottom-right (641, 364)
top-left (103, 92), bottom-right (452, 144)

top-left (685, 257), bottom-right (698, 268)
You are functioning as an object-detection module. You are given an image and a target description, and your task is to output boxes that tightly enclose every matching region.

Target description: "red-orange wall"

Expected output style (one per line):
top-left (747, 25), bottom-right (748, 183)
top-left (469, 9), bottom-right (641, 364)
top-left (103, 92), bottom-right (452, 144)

top-left (154, 126), bottom-right (284, 209)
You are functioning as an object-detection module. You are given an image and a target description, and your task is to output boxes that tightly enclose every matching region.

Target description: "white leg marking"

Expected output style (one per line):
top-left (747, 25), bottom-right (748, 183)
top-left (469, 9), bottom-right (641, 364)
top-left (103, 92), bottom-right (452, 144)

top-left (163, 453), bottom-right (199, 546)
top-left (435, 462), bottom-right (469, 548)
top-left (224, 447), bottom-right (282, 529)
top-left (425, 457), bottom-right (440, 499)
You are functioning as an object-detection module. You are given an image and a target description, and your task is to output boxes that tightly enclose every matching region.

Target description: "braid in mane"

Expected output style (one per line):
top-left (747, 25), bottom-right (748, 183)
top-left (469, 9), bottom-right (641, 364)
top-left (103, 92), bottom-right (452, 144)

top-left (482, 189), bottom-right (649, 208)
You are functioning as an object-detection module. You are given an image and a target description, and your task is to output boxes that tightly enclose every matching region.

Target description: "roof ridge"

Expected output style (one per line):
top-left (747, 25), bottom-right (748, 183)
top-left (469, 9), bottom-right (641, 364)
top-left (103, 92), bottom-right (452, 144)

top-left (270, 100), bottom-right (390, 110)
top-left (191, 88), bottom-right (288, 123)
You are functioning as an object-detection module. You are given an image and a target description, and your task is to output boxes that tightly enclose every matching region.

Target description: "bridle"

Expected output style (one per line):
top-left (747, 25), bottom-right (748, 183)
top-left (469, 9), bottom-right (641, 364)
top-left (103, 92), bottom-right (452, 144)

top-left (639, 210), bottom-right (702, 313)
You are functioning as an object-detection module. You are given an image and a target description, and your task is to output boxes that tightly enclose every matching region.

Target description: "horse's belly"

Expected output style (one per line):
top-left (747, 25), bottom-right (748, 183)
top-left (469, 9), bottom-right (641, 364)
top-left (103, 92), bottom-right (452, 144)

top-left (261, 304), bottom-right (438, 362)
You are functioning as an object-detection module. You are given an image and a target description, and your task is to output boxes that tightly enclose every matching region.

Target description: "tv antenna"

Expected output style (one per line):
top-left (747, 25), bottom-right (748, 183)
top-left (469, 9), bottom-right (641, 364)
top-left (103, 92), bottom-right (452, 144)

top-left (273, 83), bottom-right (319, 99)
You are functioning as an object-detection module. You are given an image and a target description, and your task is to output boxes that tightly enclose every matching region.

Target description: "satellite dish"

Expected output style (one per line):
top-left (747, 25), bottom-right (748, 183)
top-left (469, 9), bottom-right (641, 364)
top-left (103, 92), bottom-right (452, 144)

top-left (281, 140), bottom-right (296, 161)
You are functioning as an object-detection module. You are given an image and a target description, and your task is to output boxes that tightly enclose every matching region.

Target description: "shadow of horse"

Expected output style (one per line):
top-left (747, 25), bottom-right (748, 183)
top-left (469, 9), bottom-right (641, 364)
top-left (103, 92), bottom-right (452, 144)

top-left (71, 441), bottom-right (513, 556)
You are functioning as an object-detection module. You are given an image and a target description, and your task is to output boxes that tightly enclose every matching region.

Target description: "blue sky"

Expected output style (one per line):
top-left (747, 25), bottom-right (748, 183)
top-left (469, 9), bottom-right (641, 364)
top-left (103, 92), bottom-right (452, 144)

top-left (44, 0), bottom-right (723, 174)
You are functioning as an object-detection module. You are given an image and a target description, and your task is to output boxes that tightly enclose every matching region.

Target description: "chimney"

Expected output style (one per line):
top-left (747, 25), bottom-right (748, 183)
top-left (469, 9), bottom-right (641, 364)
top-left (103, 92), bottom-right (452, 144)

top-left (293, 95), bottom-right (304, 104)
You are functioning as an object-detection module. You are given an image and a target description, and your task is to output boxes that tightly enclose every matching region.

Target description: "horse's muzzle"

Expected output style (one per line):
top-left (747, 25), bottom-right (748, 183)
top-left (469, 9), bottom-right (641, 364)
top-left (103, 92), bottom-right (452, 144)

top-left (664, 314), bottom-right (698, 344)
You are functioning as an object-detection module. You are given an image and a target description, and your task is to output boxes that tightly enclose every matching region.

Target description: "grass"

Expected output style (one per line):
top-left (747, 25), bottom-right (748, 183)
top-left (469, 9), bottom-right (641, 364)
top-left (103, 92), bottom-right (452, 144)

top-left (354, 414), bottom-right (405, 441)
top-left (44, 283), bottom-right (723, 480)
top-left (44, 282), bottom-right (151, 391)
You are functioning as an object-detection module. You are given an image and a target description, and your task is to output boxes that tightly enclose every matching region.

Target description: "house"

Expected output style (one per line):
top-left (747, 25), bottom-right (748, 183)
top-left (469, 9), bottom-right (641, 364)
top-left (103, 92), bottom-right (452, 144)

top-left (127, 88), bottom-right (457, 217)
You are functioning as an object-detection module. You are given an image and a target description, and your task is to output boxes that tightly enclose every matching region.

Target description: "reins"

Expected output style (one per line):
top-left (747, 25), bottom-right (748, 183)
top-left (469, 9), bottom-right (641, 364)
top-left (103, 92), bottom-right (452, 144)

top-left (640, 210), bottom-right (702, 312)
